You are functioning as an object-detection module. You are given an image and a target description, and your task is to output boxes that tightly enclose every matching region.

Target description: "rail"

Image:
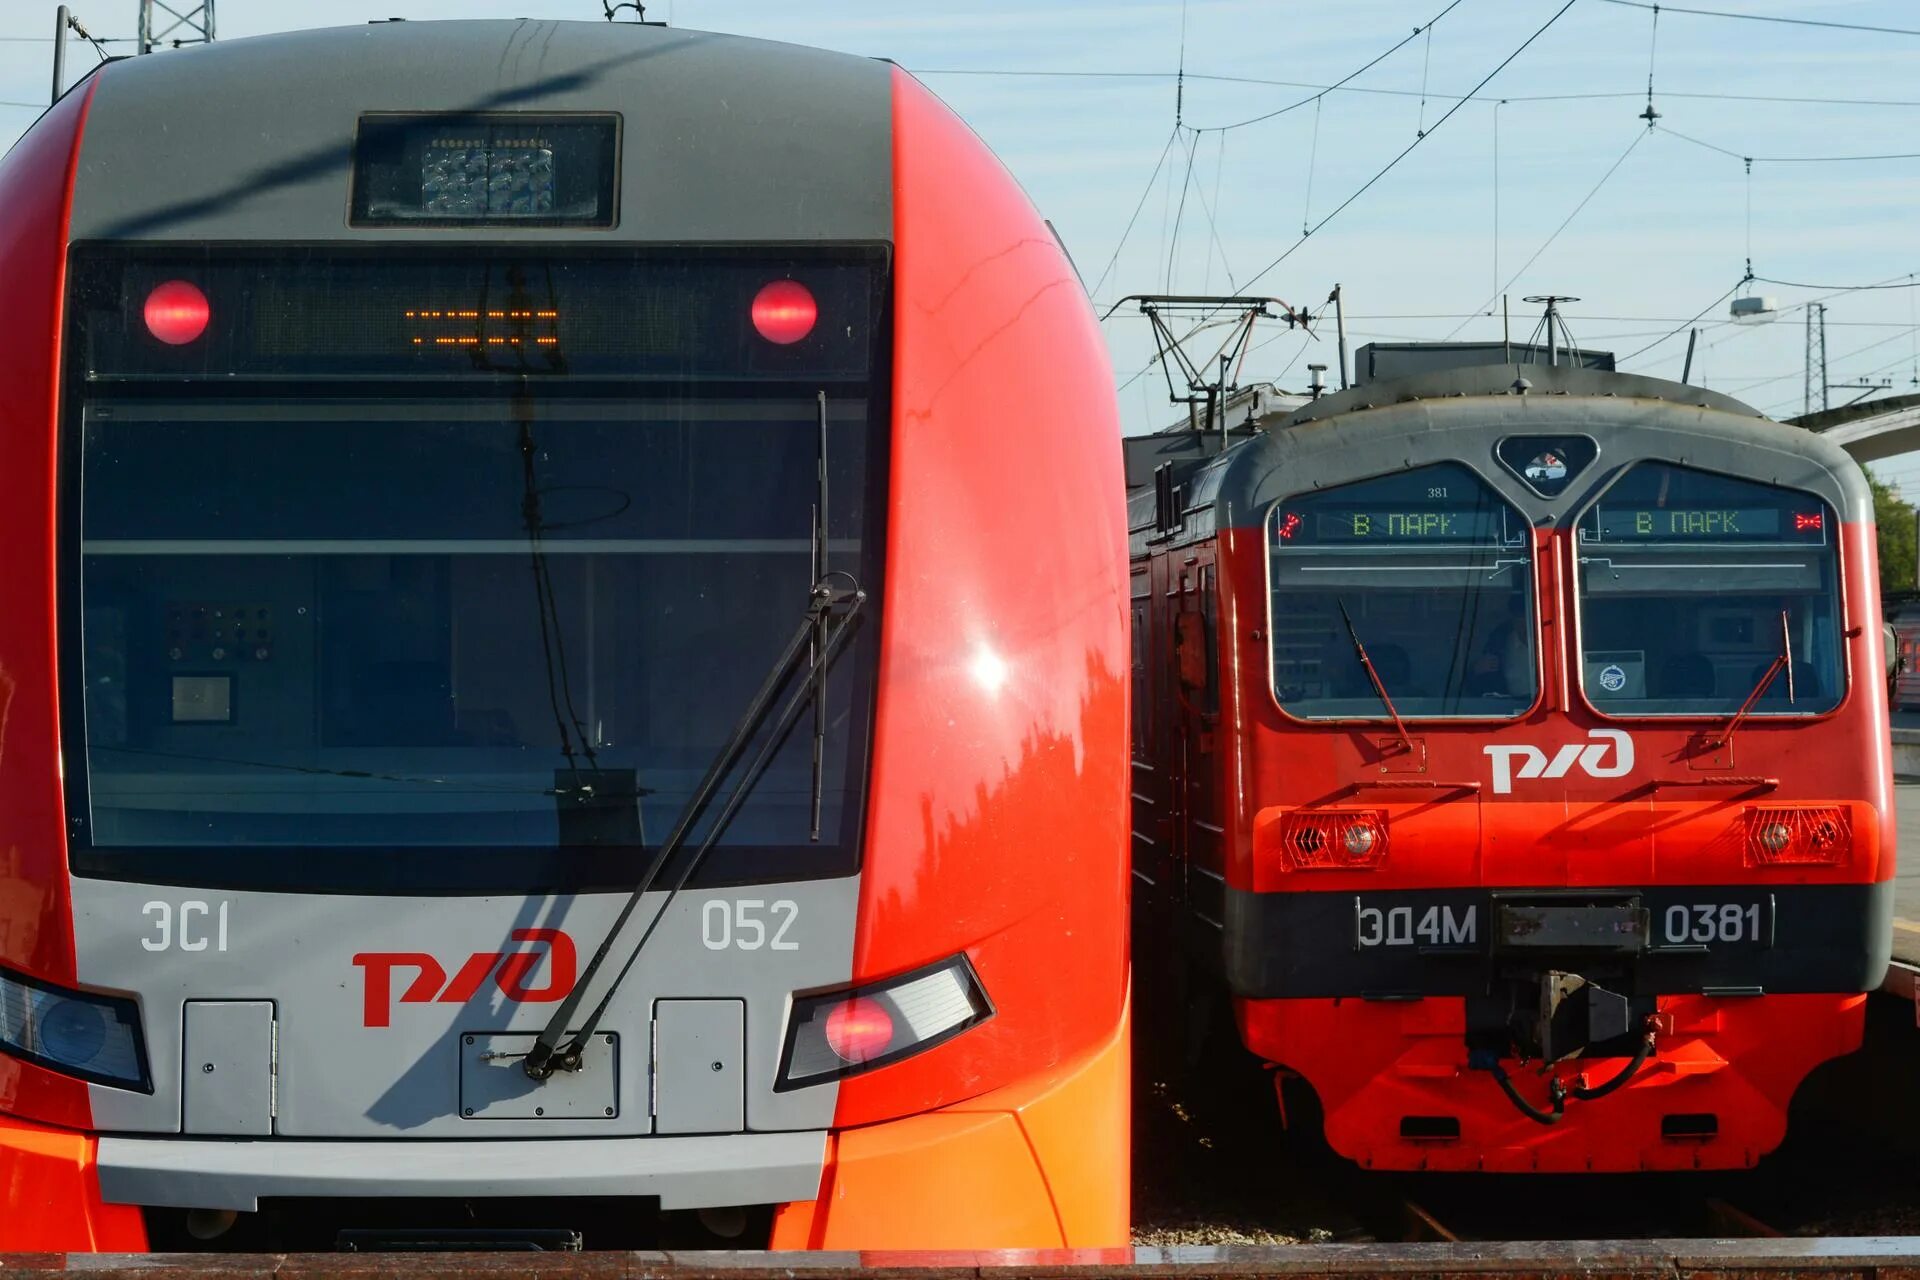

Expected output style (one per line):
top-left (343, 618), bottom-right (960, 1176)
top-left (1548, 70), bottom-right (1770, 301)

top-left (8, 1242), bottom-right (1920, 1278)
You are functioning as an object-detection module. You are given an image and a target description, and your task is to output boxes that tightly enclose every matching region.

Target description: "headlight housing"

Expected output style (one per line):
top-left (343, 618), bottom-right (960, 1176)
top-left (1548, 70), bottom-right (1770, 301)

top-left (0, 965), bottom-right (151, 1092)
top-left (775, 955), bottom-right (992, 1091)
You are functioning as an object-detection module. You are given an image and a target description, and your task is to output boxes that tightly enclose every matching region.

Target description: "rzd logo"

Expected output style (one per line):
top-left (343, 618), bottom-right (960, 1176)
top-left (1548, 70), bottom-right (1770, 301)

top-left (353, 928), bottom-right (576, 1028)
top-left (1484, 729), bottom-right (1634, 795)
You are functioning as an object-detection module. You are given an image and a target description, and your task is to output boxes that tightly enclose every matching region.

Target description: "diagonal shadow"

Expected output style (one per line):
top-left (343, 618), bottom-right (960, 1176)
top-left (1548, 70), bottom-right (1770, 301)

top-left (90, 28), bottom-right (715, 240)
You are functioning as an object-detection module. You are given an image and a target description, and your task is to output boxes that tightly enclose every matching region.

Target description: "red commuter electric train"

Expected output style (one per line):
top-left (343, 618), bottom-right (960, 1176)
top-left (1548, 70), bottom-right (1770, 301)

top-left (1131, 358), bottom-right (1893, 1172)
top-left (0, 20), bottom-right (1128, 1250)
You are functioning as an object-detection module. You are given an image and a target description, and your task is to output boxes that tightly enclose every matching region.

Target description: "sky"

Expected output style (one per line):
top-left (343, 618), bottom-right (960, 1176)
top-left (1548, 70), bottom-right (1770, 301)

top-left (4, 1), bottom-right (1919, 473)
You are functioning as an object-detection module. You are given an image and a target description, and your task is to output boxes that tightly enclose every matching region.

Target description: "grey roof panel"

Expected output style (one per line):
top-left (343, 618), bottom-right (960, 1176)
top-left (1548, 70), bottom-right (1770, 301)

top-left (70, 21), bottom-right (892, 243)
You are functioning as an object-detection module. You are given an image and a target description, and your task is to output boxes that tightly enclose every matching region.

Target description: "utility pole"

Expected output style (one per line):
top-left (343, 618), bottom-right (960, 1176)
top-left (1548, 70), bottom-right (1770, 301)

top-left (1805, 303), bottom-right (1828, 416)
top-left (139, 0), bottom-right (214, 53)
top-left (1802, 300), bottom-right (1891, 412)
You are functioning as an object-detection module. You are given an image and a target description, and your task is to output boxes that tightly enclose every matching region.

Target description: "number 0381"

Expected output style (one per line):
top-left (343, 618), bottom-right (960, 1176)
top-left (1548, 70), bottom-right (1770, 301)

top-left (1663, 902), bottom-right (1762, 945)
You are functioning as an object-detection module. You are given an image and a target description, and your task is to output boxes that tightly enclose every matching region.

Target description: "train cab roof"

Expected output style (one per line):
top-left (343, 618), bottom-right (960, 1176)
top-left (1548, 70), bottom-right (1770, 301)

top-left (1128, 360), bottom-right (1868, 554)
top-left (56, 19), bottom-right (893, 245)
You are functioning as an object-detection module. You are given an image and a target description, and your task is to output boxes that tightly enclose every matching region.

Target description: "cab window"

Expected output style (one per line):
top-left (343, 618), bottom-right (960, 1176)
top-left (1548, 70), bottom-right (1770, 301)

top-left (1574, 463), bottom-right (1844, 716)
top-left (1267, 463), bottom-right (1536, 720)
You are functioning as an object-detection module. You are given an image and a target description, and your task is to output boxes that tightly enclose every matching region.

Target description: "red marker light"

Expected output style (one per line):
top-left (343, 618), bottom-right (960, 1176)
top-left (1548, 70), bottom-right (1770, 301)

top-left (751, 280), bottom-right (817, 345)
top-left (144, 280), bottom-right (210, 346)
top-left (1794, 512), bottom-right (1823, 532)
top-left (823, 996), bottom-right (894, 1064)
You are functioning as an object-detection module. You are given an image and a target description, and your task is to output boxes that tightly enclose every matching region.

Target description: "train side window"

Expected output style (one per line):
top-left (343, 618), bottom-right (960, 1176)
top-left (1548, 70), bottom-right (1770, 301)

top-left (1130, 570), bottom-right (1152, 758)
top-left (1200, 566), bottom-right (1219, 715)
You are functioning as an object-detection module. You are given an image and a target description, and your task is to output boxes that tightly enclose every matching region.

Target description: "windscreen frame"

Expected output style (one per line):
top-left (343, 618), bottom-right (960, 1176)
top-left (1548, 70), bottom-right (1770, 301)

top-left (1568, 458), bottom-right (1851, 722)
top-left (1262, 460), bottom-right (1543, 725)
top-left (56, 241), bottom-right (894, 896)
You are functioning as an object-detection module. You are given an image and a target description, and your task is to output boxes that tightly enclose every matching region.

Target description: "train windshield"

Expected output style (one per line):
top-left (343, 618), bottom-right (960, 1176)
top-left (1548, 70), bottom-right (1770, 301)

top-left (1267, 463), bottom-right (1535, 720)
top-left (65, 248), bottom-right (887, 891)
top-left (1575, 463), bottom-right (1843, 717)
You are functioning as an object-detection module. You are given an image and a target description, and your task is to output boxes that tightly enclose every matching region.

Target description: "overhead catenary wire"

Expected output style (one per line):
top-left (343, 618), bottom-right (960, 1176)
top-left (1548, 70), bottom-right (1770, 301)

top-left (1166, 128), bottom-right (1200, 291)
top-left (1204, 130), bottom-right (1229, 292)
top-left (1727, 323), bottom-right (1920, 396)
top-left (1632, 272), bottom-right (1920, 375)
top-left (1658, 123), bottom-right (1920, 165)
top-left (1759, 353), bottom-right (1905, 417)
top-left (907, 67), bottom-right (1920, 111)
top-left (1619, 279), bottom-right (1746, 365)
top-left (1490, 100), bottom-right (1502, 319)
top-left (1445, 127), bottom-right (1648, 340)
top-left (1239, 0), bottom-right (1582, 296)
top-left (1752, 272), bottom-right (1920, 293)
top-left (1186, 131), bottom-right (1239, 293)
top-left (1596, 0), bottom-right (1920, 39)
top-left (1185, 0), bottom-right (1468, 134)
top-left (1087, 125), bottom-right (1180, 304)
top-left (1301, 96), bottom-right (1322, 236)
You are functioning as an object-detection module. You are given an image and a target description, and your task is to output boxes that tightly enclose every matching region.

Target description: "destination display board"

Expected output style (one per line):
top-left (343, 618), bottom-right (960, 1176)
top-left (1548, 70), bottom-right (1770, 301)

top-left (1580, 466), bottom-right (1832, 547)
top-left (1588, 507), bottom-right (1823, 541)
top-left (1278, 508), bottom-right (1509, 544)
top-left (1272, 463), bottom-right (1524, 549)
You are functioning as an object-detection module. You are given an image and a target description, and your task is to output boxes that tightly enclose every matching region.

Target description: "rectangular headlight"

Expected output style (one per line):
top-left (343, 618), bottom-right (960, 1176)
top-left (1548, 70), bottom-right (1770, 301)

top-left (0, 965), bottom-right (151, 1092)
top-left (775, 955), bottom-right (992, 1091)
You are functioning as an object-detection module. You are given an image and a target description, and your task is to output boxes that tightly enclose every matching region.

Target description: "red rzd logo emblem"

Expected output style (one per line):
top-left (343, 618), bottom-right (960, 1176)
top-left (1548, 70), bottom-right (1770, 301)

top-left (353, 928), bottom-right (577, 1028)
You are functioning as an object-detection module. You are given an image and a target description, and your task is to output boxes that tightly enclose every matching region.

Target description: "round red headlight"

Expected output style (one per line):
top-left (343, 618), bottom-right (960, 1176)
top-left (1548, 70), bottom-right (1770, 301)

top-left (144, 280), bottom-right (210, 346)
top-left (751, 280), bottom-right (817, 345)
top-left (822, 996), bottom-right (894, 1064)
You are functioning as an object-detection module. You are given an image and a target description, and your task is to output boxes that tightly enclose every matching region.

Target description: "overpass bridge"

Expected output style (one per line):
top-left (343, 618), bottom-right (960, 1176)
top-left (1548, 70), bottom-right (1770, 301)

top-left (1790, 391), bottom-right (1920, 463)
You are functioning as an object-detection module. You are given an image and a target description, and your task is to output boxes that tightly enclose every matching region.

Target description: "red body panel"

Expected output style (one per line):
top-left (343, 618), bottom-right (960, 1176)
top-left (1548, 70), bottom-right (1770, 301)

top-left (0, 85), bottom-right (97, 1135)
top-left (1243, 994), bottom-right (1864, 1172)
top-left (828, 69), bottom-right (1129, 1132)
top-left (0, 1113), bottom-right (145, 1249)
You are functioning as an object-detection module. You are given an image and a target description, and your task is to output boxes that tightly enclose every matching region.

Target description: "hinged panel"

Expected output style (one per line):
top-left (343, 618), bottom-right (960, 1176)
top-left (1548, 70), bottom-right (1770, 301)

top-left (182, 1000), bottom-right (275, 1136)
top-left (652, 999), bottom-right (745, 1135)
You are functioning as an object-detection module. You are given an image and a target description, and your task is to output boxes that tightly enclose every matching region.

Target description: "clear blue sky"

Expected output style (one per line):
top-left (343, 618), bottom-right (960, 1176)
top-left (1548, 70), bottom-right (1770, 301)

top-left (5, 1), bottom-right (1918, 466)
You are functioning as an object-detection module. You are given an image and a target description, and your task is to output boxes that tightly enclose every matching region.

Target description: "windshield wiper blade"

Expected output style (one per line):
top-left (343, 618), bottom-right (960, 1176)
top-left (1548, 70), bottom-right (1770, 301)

top-left (1712, 609), bottom-right (1793, 750)
top-left (523, 577), bottom-right (864, 1080)
top-left (1336, 599), bottom-right (1415, 758)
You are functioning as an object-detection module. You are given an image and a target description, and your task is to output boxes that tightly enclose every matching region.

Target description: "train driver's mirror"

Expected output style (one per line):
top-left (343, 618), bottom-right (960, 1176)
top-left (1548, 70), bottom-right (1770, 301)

top-left (1884, 623), bottom-right (1903, 677)
top-left (1176, 612), bottom-right (1208, 690)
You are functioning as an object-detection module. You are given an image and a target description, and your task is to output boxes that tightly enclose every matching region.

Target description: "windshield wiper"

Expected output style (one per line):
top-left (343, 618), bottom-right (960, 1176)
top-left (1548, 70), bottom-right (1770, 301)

top-left (524, 575), bottom-right (864, 1079)
top-left (1711, 609), bottom-right (1794, 751)
top-left (523, 388), bottom-right (858, 1082)
top-left (1336, 599), bottom-right (1415, 758)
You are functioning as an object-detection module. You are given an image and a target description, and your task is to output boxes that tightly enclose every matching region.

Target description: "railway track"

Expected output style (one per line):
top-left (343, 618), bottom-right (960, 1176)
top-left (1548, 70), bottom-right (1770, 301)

top-left (6, 1243), bottom-right (1920, 1279)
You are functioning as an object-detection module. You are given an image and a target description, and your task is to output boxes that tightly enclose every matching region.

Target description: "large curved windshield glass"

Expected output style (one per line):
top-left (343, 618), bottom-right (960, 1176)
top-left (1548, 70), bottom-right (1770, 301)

top-left (1268, 462), bottom-right (1535, 720)
top-left (1575, 463), bottom-right (1844, 716)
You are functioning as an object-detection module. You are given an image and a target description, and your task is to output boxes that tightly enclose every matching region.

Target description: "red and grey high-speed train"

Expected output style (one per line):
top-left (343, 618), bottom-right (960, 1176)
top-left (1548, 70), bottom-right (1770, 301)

top-left (0, 20), bottom-right (1129, 1250)
top-left (1130, 354), bottom-right (1893, 1172)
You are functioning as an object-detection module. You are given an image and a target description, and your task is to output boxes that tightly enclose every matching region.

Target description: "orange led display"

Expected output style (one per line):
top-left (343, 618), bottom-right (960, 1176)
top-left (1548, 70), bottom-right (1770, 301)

top-left (403, 306), bottom-right (560, 352)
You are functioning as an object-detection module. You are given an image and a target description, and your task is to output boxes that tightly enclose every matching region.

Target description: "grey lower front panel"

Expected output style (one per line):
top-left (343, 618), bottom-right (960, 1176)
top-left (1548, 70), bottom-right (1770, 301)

top-left (96, 1130), bottom-right (827, 1212)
